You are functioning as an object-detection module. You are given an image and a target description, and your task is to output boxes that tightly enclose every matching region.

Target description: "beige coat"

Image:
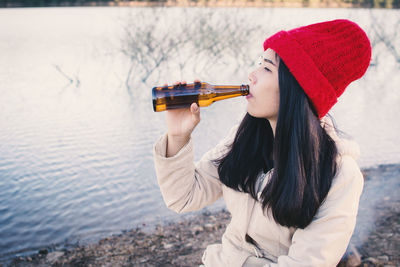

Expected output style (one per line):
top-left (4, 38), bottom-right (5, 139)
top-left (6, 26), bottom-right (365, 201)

top-left (153, 123), bottom-right (363, 267)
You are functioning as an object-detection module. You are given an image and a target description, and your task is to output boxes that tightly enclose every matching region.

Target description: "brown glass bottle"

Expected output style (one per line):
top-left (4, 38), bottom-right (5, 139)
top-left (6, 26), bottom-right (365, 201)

top-left (152, 82), bottom-right (249, 112)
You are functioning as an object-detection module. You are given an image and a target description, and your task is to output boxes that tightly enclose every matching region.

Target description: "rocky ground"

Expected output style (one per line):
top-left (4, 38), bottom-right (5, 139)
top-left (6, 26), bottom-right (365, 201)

top-left (5, 164), bottom-right (400, 267)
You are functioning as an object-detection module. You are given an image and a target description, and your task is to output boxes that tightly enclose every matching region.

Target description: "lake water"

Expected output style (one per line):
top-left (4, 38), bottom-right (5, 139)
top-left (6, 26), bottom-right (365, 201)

top-left (0, 6), bottom-right (399, 262)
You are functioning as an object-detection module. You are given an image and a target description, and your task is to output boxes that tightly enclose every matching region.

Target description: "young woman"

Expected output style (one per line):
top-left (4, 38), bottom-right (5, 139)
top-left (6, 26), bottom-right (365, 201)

top-left (153, 19), bottom-right (371, 266)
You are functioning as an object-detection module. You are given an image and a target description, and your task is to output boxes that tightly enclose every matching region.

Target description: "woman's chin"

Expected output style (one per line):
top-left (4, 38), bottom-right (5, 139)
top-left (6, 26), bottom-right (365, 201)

top-left (246, 107), bottom-right (274, 120)
top-left (246, 107), bottom-right (260, 118)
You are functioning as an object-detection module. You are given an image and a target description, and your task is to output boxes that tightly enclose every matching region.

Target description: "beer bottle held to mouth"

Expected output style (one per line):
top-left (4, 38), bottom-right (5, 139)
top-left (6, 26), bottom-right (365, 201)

top-left (152, 82), bottom-right (249, 112)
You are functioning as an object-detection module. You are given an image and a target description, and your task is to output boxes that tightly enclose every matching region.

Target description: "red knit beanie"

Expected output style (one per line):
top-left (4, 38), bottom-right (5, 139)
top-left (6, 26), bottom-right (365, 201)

top-left (263, 19), bottom-right (371, 118)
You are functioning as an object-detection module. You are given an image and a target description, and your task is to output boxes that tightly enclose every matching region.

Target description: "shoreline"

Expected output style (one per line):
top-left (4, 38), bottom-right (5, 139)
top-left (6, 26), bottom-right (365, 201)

top-left (5, 163), bottom-right (400, 266)
top-left (0, 0), bottom-right (390, 9)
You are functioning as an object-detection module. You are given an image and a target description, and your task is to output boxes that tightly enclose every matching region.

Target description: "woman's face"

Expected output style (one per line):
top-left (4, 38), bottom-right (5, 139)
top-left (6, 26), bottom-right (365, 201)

top-left (246, 49), bottom-right (280, 121)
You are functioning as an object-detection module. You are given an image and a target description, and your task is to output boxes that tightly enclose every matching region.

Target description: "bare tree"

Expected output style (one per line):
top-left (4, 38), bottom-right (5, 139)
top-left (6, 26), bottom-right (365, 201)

top-left (119, 8), bottom-right (265, 99)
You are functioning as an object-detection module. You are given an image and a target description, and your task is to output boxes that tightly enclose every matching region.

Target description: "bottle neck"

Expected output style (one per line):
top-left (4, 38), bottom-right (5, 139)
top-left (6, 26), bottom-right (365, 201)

top-left (213, 85), bottom-right (249, 96)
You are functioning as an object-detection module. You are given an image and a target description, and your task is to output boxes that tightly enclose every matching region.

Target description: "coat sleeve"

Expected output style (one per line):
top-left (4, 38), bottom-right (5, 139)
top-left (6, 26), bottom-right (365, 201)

top-left (266, 155), bottom-right (364, 267)
top-left (153, 126), bottom-right (238, 213)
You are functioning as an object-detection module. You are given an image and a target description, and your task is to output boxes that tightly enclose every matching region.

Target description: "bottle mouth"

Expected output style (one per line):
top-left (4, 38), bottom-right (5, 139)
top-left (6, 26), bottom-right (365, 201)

top-left (242, 84), bottom-right (250, 95)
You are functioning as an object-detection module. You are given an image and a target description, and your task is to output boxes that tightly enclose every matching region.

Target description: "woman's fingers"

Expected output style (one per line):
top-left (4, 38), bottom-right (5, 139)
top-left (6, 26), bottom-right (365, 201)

top-left (168, 80), bottom-right (201, 85)
top-left (190, 103), bottom-right (201, 124)
top-left (190, 102), bottom-right (199, 112)
top-left (166, 80), bottom-right (201, 88)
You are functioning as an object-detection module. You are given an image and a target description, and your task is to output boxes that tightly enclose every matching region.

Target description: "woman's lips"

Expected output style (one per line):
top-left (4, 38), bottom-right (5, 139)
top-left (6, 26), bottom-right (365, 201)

top-left (246, 93), bottom-right (253, 99)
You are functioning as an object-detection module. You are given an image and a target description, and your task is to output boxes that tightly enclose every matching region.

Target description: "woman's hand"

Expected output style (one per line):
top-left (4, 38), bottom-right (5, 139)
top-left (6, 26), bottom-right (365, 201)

top-left (164, 80), bottom-right (201, 157)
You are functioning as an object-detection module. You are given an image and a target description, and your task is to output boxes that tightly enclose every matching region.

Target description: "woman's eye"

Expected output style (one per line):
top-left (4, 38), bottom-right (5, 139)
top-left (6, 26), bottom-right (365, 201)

top-left (264, 67), bottom-right (271, 72)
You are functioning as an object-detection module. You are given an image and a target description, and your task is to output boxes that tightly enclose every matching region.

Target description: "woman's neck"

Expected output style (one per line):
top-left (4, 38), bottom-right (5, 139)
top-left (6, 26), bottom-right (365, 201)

top-left (268, 119), bottom-right (277, 137)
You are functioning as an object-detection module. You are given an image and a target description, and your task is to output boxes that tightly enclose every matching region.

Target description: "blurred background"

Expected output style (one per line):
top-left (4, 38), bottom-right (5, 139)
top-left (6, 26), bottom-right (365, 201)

top-left (0, 1), bottom-right (399, 264)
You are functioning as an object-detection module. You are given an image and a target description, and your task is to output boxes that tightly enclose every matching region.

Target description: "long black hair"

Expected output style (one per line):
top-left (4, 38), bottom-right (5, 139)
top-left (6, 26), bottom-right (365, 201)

top-left (213, 59), bottom-right (338, 229)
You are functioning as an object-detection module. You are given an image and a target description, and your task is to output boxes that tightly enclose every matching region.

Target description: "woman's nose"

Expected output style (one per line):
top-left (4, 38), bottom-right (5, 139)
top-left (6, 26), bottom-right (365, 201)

top-left (248, 71), bottom-right (256, 84)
